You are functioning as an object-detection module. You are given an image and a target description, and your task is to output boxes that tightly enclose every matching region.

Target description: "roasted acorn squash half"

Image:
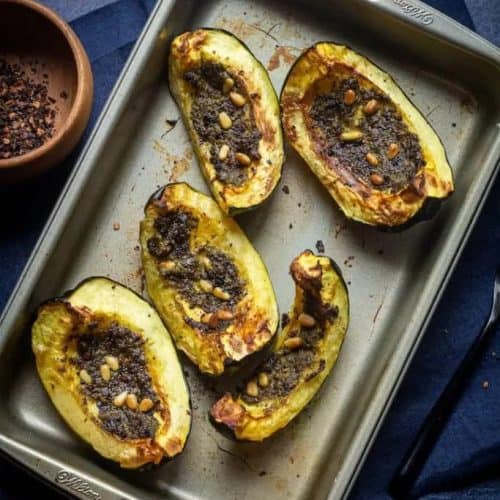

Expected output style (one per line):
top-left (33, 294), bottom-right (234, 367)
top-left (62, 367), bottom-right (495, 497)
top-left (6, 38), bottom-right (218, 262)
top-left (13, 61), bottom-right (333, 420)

top-left (169, 29), bottom-right (284, 215)
top-left (140, 182), bottom-right (279, 376)
top-left (281, 42), bottom-right (454, 229)
top-left (31, 277), bottom-right (191, 468)
top-left (210, 250), bottom-right (349, 441)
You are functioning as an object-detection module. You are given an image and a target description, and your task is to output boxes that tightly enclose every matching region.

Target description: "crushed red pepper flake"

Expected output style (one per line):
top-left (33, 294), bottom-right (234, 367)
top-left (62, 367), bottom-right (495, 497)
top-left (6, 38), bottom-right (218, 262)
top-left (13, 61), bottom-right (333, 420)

top-left (0, 59), bottom-right (56, 159)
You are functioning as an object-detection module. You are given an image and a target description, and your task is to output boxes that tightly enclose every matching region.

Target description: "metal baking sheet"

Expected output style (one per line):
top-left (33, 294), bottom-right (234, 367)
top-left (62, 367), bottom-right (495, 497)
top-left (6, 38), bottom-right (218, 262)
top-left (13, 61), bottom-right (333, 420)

top-left (1, 0), bottom-right (499, 498)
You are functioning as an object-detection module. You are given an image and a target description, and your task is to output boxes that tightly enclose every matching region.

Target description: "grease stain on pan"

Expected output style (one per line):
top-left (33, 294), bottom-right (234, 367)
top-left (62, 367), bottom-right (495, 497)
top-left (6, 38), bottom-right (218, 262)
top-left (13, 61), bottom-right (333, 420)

top-left (267, 46), bottom-right (299, 71)
top-left (152, 140), bottom-right (193, 182)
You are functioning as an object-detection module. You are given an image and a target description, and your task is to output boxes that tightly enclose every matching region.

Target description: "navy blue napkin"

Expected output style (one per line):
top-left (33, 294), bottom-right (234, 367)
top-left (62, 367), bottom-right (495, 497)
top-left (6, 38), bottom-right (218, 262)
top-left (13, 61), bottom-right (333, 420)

top-left (0, 1), bottom-right (498, 499)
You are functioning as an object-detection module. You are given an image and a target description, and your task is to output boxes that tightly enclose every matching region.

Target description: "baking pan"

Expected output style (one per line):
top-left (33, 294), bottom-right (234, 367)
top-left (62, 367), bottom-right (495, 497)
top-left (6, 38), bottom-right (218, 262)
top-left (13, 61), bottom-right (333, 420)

top-left (0, 0), bottom-right (499, 498)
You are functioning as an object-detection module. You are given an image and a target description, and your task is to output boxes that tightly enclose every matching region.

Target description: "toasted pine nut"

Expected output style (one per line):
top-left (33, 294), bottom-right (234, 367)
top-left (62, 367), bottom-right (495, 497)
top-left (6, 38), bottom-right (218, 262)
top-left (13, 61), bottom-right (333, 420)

top-left (343, 89), bottom-right (356, 105)
top-left (387, 143), bottom-right (400, 160)
top-left (218, 144), bottom-right (230, 161)
top-left (222, 77), bottom-right (234, 93)
top-left (235, 152), bottom-right (251, 165)
top-left (340, 130), bottom-right (363, 141)
top-left (366, 152), bottom-right (379, 166)
top-left (105, 355), bottom-right (119, 371)
top-left (113, 391), bottom-right (128, 407)
top-left (258, 372), bottom-right (269, 388)
top-left (218, 111), bottom-right (232, 129)
top-left (217, 309), bottom-right (234, 320)
top-left (284, 337), bottom-right (303, 350)
top-left (100, 364), bottom-right (111, 382)
top-left (370, 173), bottom-right (384, 186)
top-left (139, 398), bottom-right (154, 412)
top-left (229, 91), bottom-right (246, 107)
top-left (200, 255), bottom-right (212, 270)
top-left (126, 393), bottom-right (138, 410)
top-left (364, 99), bottom-right (379, 115)
top-left (159, 260), bottom-right (176, 272)
top-left (246, 381), bottom-right (259, 397)
top-left (213, 287), bottom-right (230, 300)
top-left (199, 279), bottom-right (214, 293)
top-left (298, 313), bottom-right (316, 328)
top-left (79, 369), bottom-right (92, 384)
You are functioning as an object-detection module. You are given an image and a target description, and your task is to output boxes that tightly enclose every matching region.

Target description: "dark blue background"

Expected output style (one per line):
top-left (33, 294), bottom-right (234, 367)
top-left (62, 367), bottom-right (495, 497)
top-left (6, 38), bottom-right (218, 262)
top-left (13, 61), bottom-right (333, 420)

top-left (0, 1), bottom-right (498, 498)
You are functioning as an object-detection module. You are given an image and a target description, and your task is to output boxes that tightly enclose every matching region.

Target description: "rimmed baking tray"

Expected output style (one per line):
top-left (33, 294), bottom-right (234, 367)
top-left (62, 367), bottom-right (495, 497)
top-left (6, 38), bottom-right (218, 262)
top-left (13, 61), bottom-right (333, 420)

top-left (1, 0), bottom-right (499, 498)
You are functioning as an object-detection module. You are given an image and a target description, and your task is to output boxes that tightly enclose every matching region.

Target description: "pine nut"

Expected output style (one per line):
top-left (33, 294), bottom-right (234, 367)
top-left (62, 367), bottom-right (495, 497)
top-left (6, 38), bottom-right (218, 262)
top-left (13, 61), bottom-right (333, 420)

top-left (213, 287), bottom-right (230, 300)
top-left (366, 152), bottom-right (379, 166)
top-left (387, 143), bottom-right (400, 160)
top-left (113, 391), bottom-right (128, 407)
top-left (343, 89), bottom-right (356, 105)
top-left (258, 372), bottom-right (269, 388)
top-left (100, 364), bottom-right (111, 382)
top-left (218, 111), bottom-right (232, 129)
top-left (218, 144), bottom-right (230, 161)
top-left (200, 255), bottom-right (212, 270)
top-left (105, 355), bottom-right (119, 371)
top-left (246, 381), bottom-right (259, 397)
top-left (370, 173), bottom-right (384, 186)
top-left (139, 398), bottom-right (154, 412)
top-left (79, 369), bottom-right (92, 384)
top-left (126, 393), bottom-right (138, 410)
top-left (364, 99), bottom-right (379, 115)
top-left (222, 77), bottom-right (234, 94)
top-left (284, 337), bottom-right (303, 349)
top-left (235, 152), bottom-right (251, 165)
top-left (229, 91), bottom-right (246, 107)
top-left (340, 130), bottom-right (363, 141)
top-left (217, 309), bottom-right (234, 320)
top-left (298, 313), bottom-right (316, 328)
top-left (159, 260), bottom-right (176, 272)
top-left (199, 279), bottom-right (214, 293)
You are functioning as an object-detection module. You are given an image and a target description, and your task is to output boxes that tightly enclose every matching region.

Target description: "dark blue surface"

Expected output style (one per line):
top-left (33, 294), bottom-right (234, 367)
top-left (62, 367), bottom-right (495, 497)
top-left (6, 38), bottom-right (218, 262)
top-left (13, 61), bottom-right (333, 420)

top-left (0, 1), bottom-right (498, 499)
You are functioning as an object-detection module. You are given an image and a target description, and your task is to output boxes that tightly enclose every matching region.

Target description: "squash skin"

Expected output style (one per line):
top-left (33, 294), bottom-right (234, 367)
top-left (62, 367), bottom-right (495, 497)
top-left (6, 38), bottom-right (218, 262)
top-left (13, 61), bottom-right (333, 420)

top-left (169, 29), bottom-right (284, 215)
top-left (140, 183), bottom-right (279, 376)
top-left (280, 42), bottom-right (454, 229)
top-left (210, 250), bottom-right (349, 441)
top-left (31, 277), bottom-right (191, 469)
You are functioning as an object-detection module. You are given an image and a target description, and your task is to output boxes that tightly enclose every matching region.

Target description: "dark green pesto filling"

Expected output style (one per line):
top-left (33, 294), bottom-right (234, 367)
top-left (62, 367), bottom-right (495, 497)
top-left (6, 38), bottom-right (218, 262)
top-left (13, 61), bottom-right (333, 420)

top-left (75, 322), bottom-right (159, 440)
top-left (309, 77), bottom-right (425, 191)
top-left (147, 210), bottom-right (246, 331)
top-left (184, 63), bottom-right (261, 186)
top-left (241, 293), bottom-right (338, 404)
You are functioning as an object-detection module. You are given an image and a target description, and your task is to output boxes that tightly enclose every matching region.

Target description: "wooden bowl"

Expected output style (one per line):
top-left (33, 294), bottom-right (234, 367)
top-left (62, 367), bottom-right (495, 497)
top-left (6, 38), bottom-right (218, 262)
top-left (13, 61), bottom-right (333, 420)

top-left (0, 0), bottom-right (93, 183)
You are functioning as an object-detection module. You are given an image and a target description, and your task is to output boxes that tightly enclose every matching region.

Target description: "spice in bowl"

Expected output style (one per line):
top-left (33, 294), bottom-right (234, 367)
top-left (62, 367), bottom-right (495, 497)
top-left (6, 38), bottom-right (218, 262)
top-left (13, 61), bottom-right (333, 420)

top-left (0, 59), bottom-right (56, 159)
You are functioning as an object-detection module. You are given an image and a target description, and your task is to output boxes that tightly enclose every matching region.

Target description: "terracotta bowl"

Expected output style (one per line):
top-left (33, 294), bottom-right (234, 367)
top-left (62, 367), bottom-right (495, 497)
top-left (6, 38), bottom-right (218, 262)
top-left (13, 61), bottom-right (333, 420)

top-left (0, 0), bottom-right (93, 183)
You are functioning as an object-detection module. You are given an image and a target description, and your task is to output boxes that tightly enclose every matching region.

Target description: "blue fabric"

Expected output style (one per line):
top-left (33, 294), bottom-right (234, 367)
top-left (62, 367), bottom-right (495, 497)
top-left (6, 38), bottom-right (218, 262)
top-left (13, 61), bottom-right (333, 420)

top-left (0, 1), bottom-right (498, 499)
